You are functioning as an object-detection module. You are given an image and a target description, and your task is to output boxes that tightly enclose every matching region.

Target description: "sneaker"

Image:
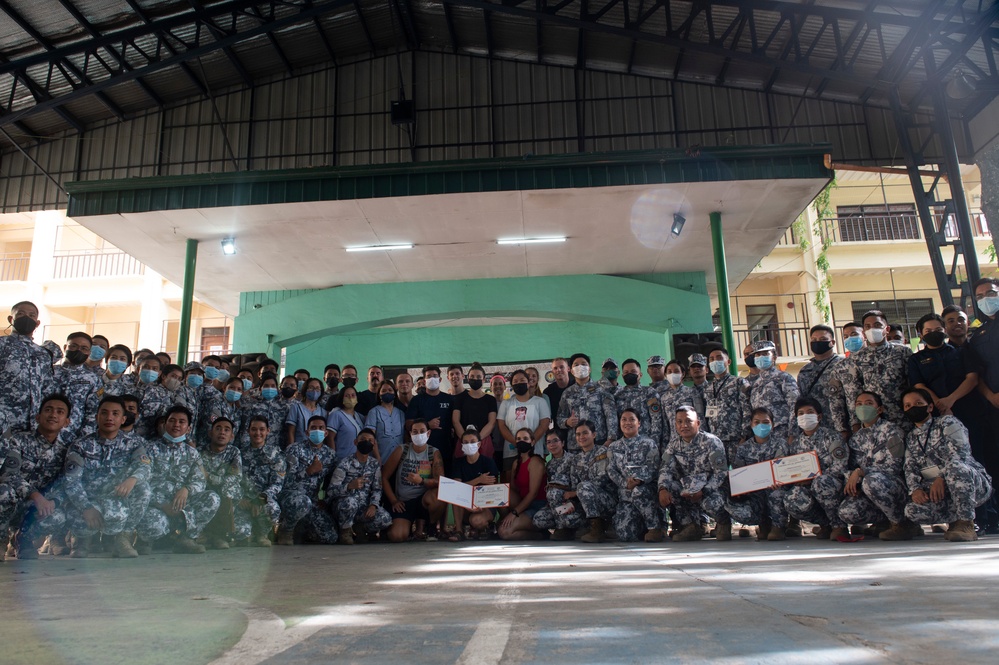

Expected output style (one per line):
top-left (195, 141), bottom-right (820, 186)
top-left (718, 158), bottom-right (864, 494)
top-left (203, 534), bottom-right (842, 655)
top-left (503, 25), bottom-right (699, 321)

top-left (643, 528), bottom-right (665, 543)
top-left (173, 536), bottom-right (206, 554)
top-left (339, 528), bottom-right (355, 545)
top-left (112, 532), bottom-right (138, 558)
top-left (944, 520), bottom-right (978, 542)
top-left (672, 523), bottom-right (704, 542)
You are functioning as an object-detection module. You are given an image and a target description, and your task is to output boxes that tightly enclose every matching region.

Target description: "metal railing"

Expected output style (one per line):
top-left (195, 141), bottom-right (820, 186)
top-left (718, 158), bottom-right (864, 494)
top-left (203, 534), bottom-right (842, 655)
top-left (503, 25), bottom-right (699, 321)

top-left (818, 213), bottom-right (990, 244)
top-left (775, 227), bottom-right (800, 247)
top-left (52, 251), bottom-right (145, 279)
top-left (0, 252), bottom-right (30, 281)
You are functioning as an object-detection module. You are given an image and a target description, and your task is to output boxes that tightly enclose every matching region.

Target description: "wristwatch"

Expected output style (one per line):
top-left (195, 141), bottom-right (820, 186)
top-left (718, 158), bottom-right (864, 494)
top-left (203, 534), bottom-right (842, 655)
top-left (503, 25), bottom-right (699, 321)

top-left (511, 509), bottom-right (520, 517)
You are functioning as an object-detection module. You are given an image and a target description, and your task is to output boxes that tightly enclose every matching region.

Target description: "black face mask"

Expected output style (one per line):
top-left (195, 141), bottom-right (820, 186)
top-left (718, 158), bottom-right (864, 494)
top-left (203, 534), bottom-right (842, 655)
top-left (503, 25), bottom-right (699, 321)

top-left (512, 383), bottom-right (529, 396)
top-left (623, 373), bottom-right (640, 386)
top-left (356, 440), bottom-right (374, 455)
top-left (342, 377), bottom-right (357, 388)
top-left (810, 340), bottom-right (833, 356)
top-left (745, 355), bottom-right (756, 369)
top-left (280, 387), bottom-right (297, 399)
top-left (12, 317), bottom-right (38, 336)
top-left (922, 331), bottom-right (946, 348)
top-left (417, 387), bottom-right (426, 395)
top-left (65, 350), bottom-right (88, 365)
top-left (516, 440), bottom-right (533, 454)
top-left (904, 405), bottom-right (930, 423)
top-left (123, 412), bottom-right (136, 428)
top-left (468, 378), bottom-right (483, 391)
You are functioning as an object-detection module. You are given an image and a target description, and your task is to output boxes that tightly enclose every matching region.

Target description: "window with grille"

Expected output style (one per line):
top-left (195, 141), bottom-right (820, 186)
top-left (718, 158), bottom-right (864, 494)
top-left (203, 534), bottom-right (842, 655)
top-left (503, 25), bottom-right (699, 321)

top-left (836, 204), bottom-right (920, 242)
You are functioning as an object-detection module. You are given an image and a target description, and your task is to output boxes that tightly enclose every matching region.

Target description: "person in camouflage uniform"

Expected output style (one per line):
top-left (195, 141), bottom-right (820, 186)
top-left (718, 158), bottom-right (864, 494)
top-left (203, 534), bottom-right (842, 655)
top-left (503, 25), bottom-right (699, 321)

top-left (53, 332), bottom-right (101, 440)
top-left (746, 340), bottom-right (800, 442)
top-left (841, 310), bottom-right (913, 432)
top-left (703, 348), bottom-right (752, 462)
top-left (797, 325), bottom-right (846, 434)
top-left (199, 377), bottom-right (245, 448)
top-left (136, 405), bottom-right (220, 554)
top-left (597, 357), bottom-right (620, 396)
top-left (27, 396), bottom-right (152, 558)
top-left (0, 302), bottom-right (56, 434)
top-left (614, 358), bottom-right (665, 447)
top-left (686, 354), bottom-right (709, 421)
top-left (655, 360), bottom-right (701, 430)
top-left (532, 430), bottom-right (582, 539)
top-left (557, 353), bottom-right (618, 451)
top-left (198, 417), bottom-right (243, 549)
top-left (837, 391), bottom-right (919, 540)
top-left (783, 398), bottom-right (850, 540)
top-left (133, 356), bottom-right (172, 440)
top-left (238, 372), bottom-right (288, 450)
top-left (658, 406), bottom-right (730, 542)
top-left (571, 420), bottom-right (618, 543)
top-left (646, 355), bottom-right (670, 395)
top-left (901, 388), bottom-right (993, 542)
top-left (235, 415), bottom-right (285, 546)
top-left (95, 344), bottom-right (133, 401)
top-left (276, 415), bottom-right (337, 545)
top-left (0, 394), bottom-right (72, 558)
top-left (724, 407), bottom-right (789, 541)
top-left (328, 428), bottom-right (391, 544)
top-left (607, 409), bottom-right (664, 542)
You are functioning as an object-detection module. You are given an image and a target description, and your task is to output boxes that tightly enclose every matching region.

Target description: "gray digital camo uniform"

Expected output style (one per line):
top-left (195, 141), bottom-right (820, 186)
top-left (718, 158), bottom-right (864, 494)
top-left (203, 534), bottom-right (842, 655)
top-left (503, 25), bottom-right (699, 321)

top-left (655, 383), bottom-right (700, 436)
top-left (571, 446), bottom-right (618, 519)
top-left (557, 381), bottom-right (618, 451)
top-left (133, 382), bottom-right (173, 440)
top-left (725, 435), bottom-right (789, 527)
top-left (200, 445), bottom-right (243, 502)
top-left (0, 333), bottom-right (56, 434)
top-left (747, 367), bottom-right (800, 441)
top-left (657, 430), bottom-right (729, 526)
top-left (532, 451), bottom-right (582, 531)
top-left (903, 415), bottom-right (993, 524)
top-left (607, 435), bottom-right (662, 541)
top-left (168, 385), bottom-right (203, 440)
top-left (53, 364), bottom-right (100, 439)
top-left (278, 441), bottom-right (337, 543)
top-left (0, 430), bottom-right (69, 528)
top-left (239, 398), bottom-right (290, 450)
top-left (825, 359), bottom-right (856, 438)
top-left (327, 454), bottom-right (392, 533)
top-left (797, 355), bottom-right (846, 433)
top-left (702, 374), bottom-right (752, 462)
top-left (783, 426), bottom-right (849, 529)
top-left (27, 431), bottom-right (152, 538)
top-left (838, 418), bottom-right (907, 525)
top-left (137, 437), bottom-right (220, 540)
top-left (841, 344), bottom-right (913, 431)
top-left (234, 444), bottom-right (285, 539)
top-left (614, 385), bottom-right (666, 448)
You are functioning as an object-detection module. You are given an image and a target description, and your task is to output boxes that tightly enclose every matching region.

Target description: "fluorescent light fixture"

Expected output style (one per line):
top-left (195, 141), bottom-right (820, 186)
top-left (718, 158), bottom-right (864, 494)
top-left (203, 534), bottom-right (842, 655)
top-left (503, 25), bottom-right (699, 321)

top-left (345, 243), bottom-right (414, 252)
top-left (671, 214), bottom-right (686, 237)
top-left (221, 238), bottom-right (236, 255)
top-left (496, 237), bottom-right (567, 245)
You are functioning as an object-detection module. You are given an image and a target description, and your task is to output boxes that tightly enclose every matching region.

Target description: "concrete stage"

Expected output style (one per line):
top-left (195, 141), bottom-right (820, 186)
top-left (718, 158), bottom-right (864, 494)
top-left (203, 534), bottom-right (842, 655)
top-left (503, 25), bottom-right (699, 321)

top-left (3, 534), bottom-right (997, 664)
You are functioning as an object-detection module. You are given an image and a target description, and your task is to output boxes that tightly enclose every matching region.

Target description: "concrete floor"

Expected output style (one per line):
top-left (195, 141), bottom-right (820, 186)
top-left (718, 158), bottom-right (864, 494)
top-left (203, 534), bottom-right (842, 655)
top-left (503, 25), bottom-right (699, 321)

top-left (2, 533), bottom-right (998, 664)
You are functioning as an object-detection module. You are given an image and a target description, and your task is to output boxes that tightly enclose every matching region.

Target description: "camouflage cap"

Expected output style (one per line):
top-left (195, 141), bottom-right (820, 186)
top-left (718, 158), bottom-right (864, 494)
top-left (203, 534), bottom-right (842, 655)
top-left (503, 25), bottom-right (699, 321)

top-left (183, 361), bottom-right (204, 372)
top-left (687, 353), bottom-right (707, 367)
top-left (646, 355), bottom-right (667, 367)
top-left (752, 340), bottom-right (777, 354)
top-left (602, 357), bottom-right (618, 369)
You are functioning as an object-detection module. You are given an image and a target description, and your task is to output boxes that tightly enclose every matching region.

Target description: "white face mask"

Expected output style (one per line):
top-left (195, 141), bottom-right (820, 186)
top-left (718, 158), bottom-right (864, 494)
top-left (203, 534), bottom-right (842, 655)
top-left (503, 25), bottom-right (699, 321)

top-left (412, 431), bottom-right (429, 446)
top-left (666, 373), bottom-right (683, 386)
top-left (571, 365), bottom-right (590, 379)
top-left (426, 377), bottom-right (441, 391)
top-left (461, 442), bottom-right (480, 456)
top-left (797, 413), bottom-right (820, 431)
top-left (865, 328), bottom-right (885, 344)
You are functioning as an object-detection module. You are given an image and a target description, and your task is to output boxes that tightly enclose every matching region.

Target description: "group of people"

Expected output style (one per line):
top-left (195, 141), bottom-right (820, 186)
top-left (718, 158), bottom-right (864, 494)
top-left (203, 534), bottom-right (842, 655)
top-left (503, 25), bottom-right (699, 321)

top-left (0, 277), bottom-right (997, 558)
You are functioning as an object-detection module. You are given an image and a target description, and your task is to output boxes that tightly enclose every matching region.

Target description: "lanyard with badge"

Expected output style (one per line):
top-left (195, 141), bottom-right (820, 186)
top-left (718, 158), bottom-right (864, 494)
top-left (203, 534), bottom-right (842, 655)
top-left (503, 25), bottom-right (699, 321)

top-left (706, 375), bottom-right (731, 420)
top-left (913, 418), bottom-right (942, 480)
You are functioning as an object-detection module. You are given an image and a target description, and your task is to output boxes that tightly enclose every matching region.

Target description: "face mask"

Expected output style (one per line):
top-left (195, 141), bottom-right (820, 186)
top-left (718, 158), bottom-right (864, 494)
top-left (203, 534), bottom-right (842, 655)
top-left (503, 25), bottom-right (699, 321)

top-left (187, 374), bottom-right (204, 388)
top-left (297, 380), bottom-right (305, 391)
top-left (666, 372), bottom-right (683, 386)
top-left (844, 335), bottom-right (864, 353)
top-left (468, 378), bottom-right (483, 391)
top-left (755, 355), bottom-right (773, 370)
top-left (163, 432), bottom-right (186, 444)
top-left (623, 372), bottom-right (640, 386)
top-left (65, 350), bottom-right (88, 365)
top-left (855, 405), bottom-right (880, 424)
top-left (380, 392), bottom-right (396, 404)
top-left (978, 296), bottom-right (999, 317)
top-left (11, 317), bottom-right (38, 336)
top-left (417, 386), bottom-right (426, 395)
top-left (461, 442), bottom-right (480, 456)
top-left (262, 387), bottom-right (278, 400)
top-left (204, 366), bottom-right (219, 380)
top-left (305, 389), bottom-right (321, 402)
top-left (308, 430), bottom-right (326, 445)
top-left (603, 370), bottom-right (618, 381)
top-left (571, 365), bottom-right (590, 379)
top-left (216, 369), bottom-right (230, 383)
top-left (810, 340), bottom-right (833, 356)
top-left (752, 423), bottom-right (772, 439)
top-left (411, 431), bottom-right (429, 446)
top-left (280, 387), bottom-right (297, 399)
top-left (242, 378), bottom-right (253, 391)
top-left (512, 383), bottom-right (529, 396)
top-left (343, 396), bottom-right (358, 409)
top-left (89, 346), bottom-right (106, 361)
top-left (744, 355), bottom-right (756, 369)
top-left (865, 328), bottom-right (885, 344)
top-left (922, 331), bottom-right (946, 347)
top-left (139, 369), bottom-right (159, 384)
top-left (797, 413), bottom-right (819, 431)
top-left (108, 359), bottom-right (128, 376)
top-left (163, 377), bottom-right (181, 392)
top-left (426, 377), bottom-right (441, 391)
top-left (326, 378), bottom-right (339, 390)
top-left (516, 440), bottom-right (533, 454)
top-left (342, 377), bottom-right (357, 388)
top-left (123, 412), bottom-right (136, 428)
top-left (225, 389), bottom-right (242, 402)
top-left (904, 405), bottom-right (930, 424)
top-left (356, 439), bottom-right (374, 455)
top-left (708, 360), bottom-right (727, 375)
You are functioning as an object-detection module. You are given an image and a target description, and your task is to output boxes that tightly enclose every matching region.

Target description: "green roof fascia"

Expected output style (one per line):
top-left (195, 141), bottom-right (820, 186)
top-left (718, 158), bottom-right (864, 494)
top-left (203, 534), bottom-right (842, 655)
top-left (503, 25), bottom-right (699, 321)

top-left (65, 144), bottom-right (833, 217)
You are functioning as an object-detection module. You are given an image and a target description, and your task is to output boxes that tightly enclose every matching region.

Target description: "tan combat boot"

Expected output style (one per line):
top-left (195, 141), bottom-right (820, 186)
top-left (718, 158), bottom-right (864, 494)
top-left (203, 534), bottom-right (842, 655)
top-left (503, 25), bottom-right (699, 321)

top-left (112, 532), bottom-right (139, 558)
top-left (580, 517), bottom-right (605, 543)
top-left (944, 520), bottom-right (978, 542)
top-left (672, 523), bottom-right (705, 542)
top-left (643, 528), bottom-right (665, 543)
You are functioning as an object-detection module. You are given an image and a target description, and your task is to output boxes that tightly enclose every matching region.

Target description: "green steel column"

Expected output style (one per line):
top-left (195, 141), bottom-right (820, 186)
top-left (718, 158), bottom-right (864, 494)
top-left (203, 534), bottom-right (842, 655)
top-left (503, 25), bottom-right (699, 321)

top-left (710, 212), bottom-right (737, 375)
top-left (176, 239), bottom-right (199, 365)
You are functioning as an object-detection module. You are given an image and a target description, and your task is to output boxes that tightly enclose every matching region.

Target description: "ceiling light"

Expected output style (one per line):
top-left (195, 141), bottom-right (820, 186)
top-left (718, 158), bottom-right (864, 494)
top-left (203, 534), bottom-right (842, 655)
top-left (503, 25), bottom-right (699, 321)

top-left (671, 214), bottom-right (686, 236)
top-left (221, 238), bottom-right (236, 255)
top-left (345, 243), bottom-right (414, 252)
top-left (496, 237), bottom-right (567, 245)
top-left (946, 70), bottom-right (976, 100)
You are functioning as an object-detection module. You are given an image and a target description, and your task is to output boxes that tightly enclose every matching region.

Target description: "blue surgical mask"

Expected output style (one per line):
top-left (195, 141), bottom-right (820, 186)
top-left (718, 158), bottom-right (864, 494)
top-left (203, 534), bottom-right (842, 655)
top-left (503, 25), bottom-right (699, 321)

top-left (225, 389), bottom-right (242, 402)
top-left (752, 423), bottom-right (772, 439)
top-left (709, 360), bottom-right (727, 375)
top-left (187, 374), bottom-right (204, 388)
top-left (297, 380), bottom-right (305, 391)
top-left (139, 369), bottom-right (159, 384)
top-left (204, 365), bottom-right (219, 380)
top-left (89, 346), bottom-right (106, 361)
top-left (242, 378), bottom-right (253, 391)
top-left (216, 369), bottom-right (230, 383)
top-left (979, 296), bottom-right (999, 317)
top-left (755, 355), bottom-right (773, 370)
top-left (306, 389), bottom-right (321, 402)
top-left (308, 430), bottom-right (326, 445)
top-left (162, 432), bottom-right (186, 444)
top-left (108, 359), bottom-right (128, 376)
top-left (844, 335), bottom-right (864, 353)
top-left (262, 387), bottom-right (278, 400)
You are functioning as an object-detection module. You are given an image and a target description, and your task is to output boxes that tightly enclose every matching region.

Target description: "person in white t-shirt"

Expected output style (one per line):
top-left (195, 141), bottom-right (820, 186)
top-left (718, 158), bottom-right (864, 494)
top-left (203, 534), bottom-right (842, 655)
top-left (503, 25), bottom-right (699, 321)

top-left (497, 369), bottom-right (551, 478)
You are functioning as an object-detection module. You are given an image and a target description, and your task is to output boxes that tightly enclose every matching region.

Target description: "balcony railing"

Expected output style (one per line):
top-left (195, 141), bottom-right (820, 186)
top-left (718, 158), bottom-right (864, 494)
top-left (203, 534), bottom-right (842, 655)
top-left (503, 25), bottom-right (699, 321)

top-left (818, 213), bottom-right (990, 244)
top-left (0, 252), bottom-right (30, 281)
top-left (52, 251), bottom-right (145, 279)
